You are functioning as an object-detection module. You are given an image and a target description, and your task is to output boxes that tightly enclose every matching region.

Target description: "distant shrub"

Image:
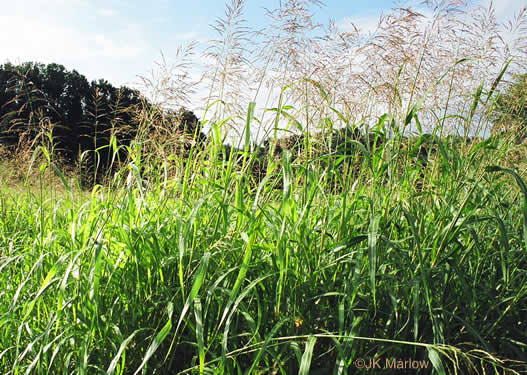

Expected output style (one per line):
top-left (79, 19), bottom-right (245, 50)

top-left (490, 73), bottom-right (527, 141)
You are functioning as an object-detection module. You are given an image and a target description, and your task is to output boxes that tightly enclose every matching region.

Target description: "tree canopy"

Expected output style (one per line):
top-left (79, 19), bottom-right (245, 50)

top-left (0, 61), bottom-right (203, 183)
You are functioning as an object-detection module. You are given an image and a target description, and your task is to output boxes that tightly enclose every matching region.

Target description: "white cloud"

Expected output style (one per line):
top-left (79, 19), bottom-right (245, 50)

top-left (0, 2), bottom-right (149, 86)
top-left (98, 8), bottom-right (116, 17)
top-left (0, 15), bottom-right (142, 60)
top-left (93, 34), bottom-right (142, 58)
top-left (0, 14), bottom-right (77, 60)
top-left (478, 0), bottom-right (526, 19)
top-left (173, 31), bottom-right (201, 41)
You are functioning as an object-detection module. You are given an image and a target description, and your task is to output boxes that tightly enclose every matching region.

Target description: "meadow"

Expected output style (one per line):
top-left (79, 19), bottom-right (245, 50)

top-left (1, 0), bottom-right (527, 374)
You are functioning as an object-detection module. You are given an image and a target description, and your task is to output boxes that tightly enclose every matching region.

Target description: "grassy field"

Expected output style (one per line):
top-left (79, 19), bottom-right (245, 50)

top-left (2, 1), bottom-right (527, 373)
top-left (1, 119), bottom-right (526, 374)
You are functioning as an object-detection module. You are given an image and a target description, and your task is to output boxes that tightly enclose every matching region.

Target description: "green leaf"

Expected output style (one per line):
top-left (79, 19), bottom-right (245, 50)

top-left (134, 303), bottom-right (174, 375)
top-left (247, 319), bottom-right (289, 374)
top-left (194, 298), bottom-right (205, 375)
top-left (299, 336), bottom-right (317, 375)
top-left (282, 150), bottom-right (292, 201)
top-left (244, 101), bottom-right (256, 154)
top-left (368, 215), bottom-right (381, 306)
top-left (486, 59), bottom-right (511, 103)
top-left (23, 264), bottom-right (59, 321)
top-left (107, 329), bottom-right (145, 375)
top-left (486, 166), bottom-right (527, 251)
top-left (176, 252), bottom-right (211, 335)
top-left (427, 347), bottom-right (446, 375)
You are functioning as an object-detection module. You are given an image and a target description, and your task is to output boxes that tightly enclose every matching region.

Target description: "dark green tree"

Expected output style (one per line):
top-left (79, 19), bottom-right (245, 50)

top-left (0, 61), bottom-right (203, 184)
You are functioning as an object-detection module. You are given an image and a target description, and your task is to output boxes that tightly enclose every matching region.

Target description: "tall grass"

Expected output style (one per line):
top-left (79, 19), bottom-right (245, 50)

top-left (1, 0), bottom-right (527, 374)
top-left (1, 100), bottom-right (526, 373)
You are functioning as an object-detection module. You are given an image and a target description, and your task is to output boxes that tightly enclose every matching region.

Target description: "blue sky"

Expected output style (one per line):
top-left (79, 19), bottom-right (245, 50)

top-left (1, 0), bottom-right (524, 93)
top-left (0, 0), bottom-right (397, 88)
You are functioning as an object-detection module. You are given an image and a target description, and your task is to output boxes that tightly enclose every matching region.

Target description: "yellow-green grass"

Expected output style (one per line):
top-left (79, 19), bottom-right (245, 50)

top-left (1, 117), bottom-right (526, 374)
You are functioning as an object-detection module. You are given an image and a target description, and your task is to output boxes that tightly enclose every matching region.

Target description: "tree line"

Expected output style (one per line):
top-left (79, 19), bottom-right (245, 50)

top-left (1, 61), bottom-right (525, 187)
top-left (0, 61), bottom-right (203, 183)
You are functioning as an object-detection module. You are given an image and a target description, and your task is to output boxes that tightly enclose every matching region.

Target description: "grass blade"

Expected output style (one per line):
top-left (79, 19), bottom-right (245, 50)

top-left (368, 215), bottom-right (381, 307)
top-left (299, 336), bottom-right (317, 375)
top-left (134, 302), bottom-right (174, 375)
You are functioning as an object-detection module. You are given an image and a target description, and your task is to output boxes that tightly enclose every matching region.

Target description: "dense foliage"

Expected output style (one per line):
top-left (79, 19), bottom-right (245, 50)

top-left (1, 119), bottom-right (526, 374)
top-left (0, 62), bottom-right (203, 183)
top-left (490, 73), bottom-right (527, 140)
top-left (0, 62), bottom-right (139, 156)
